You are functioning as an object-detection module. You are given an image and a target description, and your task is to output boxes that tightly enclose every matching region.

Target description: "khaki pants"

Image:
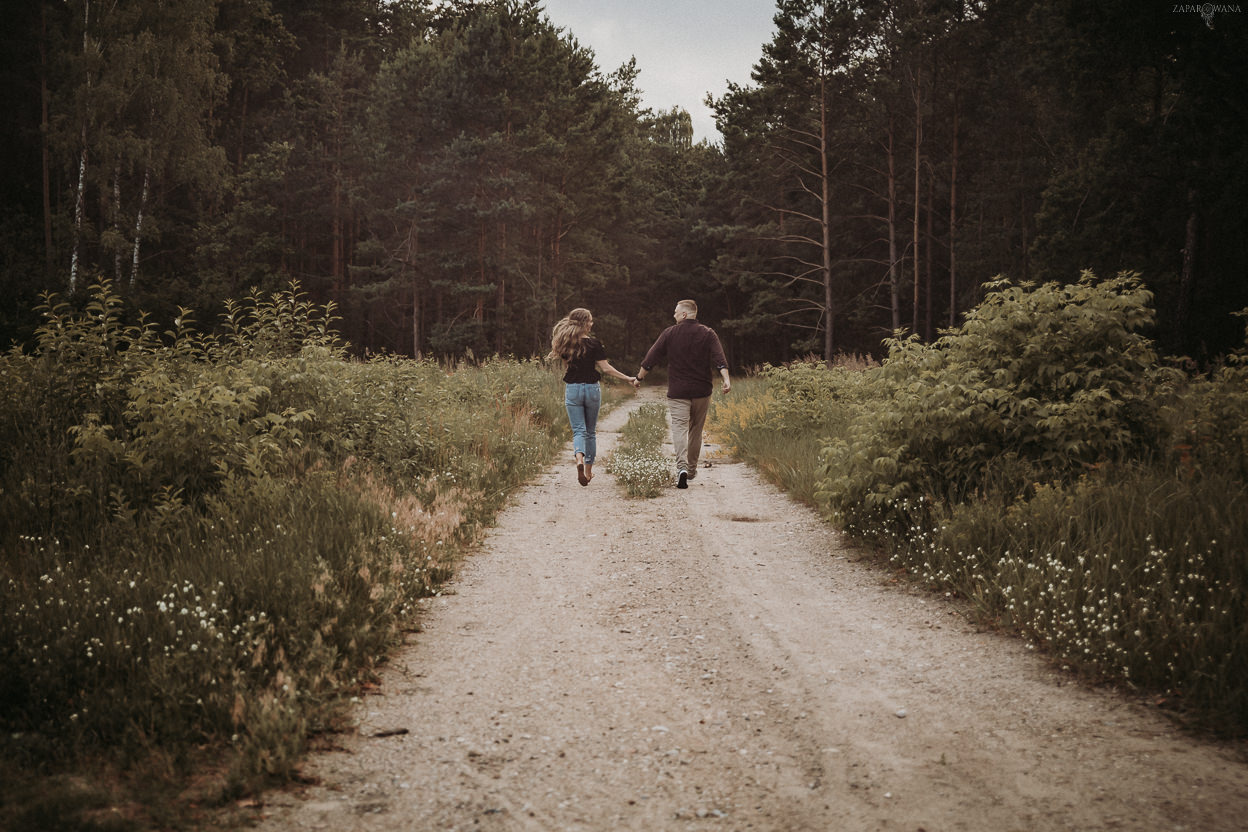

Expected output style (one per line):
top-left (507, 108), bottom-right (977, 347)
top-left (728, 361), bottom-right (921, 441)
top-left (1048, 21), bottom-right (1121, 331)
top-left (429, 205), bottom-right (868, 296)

top-left (667, 396), bottom-right (710, 473)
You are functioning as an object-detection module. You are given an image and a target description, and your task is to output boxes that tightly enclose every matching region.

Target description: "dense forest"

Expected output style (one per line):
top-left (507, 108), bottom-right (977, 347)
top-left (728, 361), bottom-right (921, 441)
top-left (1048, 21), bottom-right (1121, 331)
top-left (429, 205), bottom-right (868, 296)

top-left (2, 0), bottom-right (1246, 366)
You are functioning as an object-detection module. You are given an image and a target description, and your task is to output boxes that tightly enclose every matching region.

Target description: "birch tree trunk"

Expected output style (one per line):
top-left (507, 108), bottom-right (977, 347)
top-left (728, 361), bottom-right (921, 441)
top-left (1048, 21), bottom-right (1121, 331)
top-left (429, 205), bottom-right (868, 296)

top-left (40, 2), bottom-right (54, 281)
top-left (69, 129), bottom-right (88, 296)
top-left (130, 167), bottom-right (149, 288)
top-left (68, 0), bottom-right (90, 296)
top-left (113, 159), bottom-right (124, 281)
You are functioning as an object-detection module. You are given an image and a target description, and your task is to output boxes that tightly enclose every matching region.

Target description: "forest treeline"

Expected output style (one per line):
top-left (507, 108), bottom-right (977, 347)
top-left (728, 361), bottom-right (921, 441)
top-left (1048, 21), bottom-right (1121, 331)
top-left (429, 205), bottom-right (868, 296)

top-left (2, 0), bottom-right (1246, 365)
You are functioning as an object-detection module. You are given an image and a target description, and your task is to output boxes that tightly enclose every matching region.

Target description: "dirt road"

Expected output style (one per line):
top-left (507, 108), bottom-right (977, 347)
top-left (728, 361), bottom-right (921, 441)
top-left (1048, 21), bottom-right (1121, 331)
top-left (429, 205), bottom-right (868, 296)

top-left (253, 390), bottom-right (1248, 831)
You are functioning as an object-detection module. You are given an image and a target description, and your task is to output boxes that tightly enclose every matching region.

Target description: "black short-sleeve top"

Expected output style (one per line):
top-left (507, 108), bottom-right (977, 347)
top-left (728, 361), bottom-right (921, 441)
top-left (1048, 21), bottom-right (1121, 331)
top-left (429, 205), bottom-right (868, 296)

top-left (562, 337), bottom-right (608, 383)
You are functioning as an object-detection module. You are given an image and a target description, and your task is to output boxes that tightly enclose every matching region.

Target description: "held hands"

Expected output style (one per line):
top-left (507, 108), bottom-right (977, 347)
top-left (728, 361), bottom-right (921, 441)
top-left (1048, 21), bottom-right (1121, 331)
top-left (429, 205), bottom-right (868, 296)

top-left (629, 376), bottom-right (641, 390)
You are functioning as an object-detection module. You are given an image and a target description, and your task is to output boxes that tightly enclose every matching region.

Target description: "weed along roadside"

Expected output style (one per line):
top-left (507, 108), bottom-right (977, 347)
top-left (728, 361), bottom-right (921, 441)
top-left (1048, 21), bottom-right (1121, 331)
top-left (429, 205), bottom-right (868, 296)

top-left (0, 281), bottom-right (641, 829)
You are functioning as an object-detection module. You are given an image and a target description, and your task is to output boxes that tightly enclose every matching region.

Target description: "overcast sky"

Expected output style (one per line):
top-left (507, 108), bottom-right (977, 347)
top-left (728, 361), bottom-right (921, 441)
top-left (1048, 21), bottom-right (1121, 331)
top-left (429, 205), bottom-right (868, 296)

top-left (538, 0), bottom-right (779, 144)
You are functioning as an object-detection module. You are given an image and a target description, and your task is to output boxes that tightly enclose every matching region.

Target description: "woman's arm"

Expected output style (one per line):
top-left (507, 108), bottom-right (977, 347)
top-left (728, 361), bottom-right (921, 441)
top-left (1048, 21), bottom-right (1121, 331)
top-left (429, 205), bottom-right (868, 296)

top-left (596, 359), bottom-right (639, 388)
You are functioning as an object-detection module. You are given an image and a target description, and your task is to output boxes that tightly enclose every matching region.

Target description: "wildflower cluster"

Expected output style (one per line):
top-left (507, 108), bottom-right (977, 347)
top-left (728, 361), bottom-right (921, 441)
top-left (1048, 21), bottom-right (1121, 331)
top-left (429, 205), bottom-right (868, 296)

top-left (874, 484), bottom-right (1246, 731)
top-left (608, 403), bottom-right (672, 498)
top-left (1, 547), bottom-right (274, 743)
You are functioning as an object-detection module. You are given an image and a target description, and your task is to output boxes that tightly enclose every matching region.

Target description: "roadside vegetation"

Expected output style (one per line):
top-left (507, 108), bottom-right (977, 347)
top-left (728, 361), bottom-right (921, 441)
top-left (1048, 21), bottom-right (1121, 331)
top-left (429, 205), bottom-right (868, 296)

top-left (0, 281), bottom-right (568, 828)
top-left (711, 272), bottom-right (1248, 736)
top-left (607, 403), bottom-right (671, 498)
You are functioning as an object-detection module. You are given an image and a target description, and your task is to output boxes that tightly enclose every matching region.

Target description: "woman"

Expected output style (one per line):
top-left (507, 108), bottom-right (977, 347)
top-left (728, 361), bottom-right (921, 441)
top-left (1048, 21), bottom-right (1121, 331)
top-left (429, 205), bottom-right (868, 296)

top-left (549, 308), bottom-right (639, 485)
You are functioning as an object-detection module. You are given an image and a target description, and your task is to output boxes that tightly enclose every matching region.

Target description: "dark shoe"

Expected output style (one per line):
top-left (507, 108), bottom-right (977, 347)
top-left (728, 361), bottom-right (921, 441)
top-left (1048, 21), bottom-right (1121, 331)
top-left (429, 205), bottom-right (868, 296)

top-left (677, 470), bottom-right (688, 489)
top-left (577, 463), bottom-right (588, 486)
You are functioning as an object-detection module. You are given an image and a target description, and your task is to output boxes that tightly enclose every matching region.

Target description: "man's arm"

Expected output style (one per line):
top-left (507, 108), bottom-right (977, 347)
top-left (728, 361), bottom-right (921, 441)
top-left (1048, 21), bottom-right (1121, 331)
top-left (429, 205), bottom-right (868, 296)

top-left (709, 329), bottom-right (730, 393)
top-left (637, 329), bottom-right (670, 381)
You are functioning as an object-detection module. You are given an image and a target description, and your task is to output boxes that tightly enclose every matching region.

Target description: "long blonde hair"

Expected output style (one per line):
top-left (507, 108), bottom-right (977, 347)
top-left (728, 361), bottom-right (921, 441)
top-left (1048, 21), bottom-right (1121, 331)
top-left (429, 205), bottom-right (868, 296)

top-left (549, 307), bottom-right (593, 363)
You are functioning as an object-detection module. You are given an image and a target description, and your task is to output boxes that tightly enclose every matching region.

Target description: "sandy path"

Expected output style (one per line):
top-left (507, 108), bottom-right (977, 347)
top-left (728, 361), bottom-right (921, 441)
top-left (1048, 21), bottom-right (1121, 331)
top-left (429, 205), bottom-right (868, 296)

top-left (253, 390), bottom-right (1248, 831)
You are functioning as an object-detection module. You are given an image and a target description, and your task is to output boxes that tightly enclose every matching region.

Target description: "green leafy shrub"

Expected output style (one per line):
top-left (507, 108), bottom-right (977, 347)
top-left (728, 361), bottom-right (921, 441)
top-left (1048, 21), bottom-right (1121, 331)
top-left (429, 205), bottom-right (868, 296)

top-left (1172, 312), bottom-right (1248, 482)
top-left (820, 273), bottom-right (1173, 537)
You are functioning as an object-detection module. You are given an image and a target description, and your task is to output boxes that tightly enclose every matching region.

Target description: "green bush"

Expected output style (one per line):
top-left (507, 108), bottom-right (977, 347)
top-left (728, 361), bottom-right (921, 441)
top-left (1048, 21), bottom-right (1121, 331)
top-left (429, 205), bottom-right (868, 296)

top-left (1173, 320), bottom-right (1248, 482)
top-left (819, 273), bottom-right (1174, 538)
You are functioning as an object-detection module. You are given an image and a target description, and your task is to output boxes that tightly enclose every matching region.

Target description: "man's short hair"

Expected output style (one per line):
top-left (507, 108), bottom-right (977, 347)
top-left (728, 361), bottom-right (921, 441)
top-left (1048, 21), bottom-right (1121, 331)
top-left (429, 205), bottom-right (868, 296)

top-left (677, 299), bottom-right (698, 315)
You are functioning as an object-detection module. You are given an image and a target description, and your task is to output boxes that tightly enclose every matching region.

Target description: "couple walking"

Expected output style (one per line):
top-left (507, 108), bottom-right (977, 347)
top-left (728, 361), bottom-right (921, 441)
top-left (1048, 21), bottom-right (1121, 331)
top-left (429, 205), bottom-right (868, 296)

top-left (548, 300), bottom-right (731, 489)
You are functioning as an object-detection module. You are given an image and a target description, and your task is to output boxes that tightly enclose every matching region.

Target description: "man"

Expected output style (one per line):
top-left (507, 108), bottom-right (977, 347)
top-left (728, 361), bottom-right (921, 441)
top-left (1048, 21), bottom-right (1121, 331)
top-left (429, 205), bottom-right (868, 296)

top-left (636, 299), bottom-right (731, 489)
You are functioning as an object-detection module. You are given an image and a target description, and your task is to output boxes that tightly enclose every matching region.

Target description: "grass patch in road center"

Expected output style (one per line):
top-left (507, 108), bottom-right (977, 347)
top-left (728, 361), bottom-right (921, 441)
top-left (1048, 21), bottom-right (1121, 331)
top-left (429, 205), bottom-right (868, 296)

top-left (607, 403), bottom-right (671, 498)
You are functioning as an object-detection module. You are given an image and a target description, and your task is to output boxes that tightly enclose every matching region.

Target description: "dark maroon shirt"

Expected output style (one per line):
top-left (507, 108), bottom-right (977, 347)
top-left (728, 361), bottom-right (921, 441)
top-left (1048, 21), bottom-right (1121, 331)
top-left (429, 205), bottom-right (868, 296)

top-left (641, 320), bottom-right (728, 399)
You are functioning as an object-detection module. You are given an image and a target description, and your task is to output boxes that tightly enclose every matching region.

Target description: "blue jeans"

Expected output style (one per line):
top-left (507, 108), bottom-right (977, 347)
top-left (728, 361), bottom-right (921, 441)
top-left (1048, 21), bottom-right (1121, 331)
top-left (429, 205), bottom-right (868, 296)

top-left (564, 382), bottom-right (602, 465)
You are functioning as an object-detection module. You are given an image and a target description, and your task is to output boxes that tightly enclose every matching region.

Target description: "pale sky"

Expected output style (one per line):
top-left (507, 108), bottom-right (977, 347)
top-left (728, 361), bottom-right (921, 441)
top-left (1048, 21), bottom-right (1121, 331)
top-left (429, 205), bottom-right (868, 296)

top-left (539, 0), bottom-right (779, 144)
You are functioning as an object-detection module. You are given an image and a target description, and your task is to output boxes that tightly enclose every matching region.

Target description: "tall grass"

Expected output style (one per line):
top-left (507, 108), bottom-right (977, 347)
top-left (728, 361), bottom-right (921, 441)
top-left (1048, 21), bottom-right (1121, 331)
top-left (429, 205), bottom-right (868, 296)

top-left (711, 280), bottom-right (1248, 735)
top-left (0, 281), bottom-right (566, 826)
top-left (919, 468), bottom-right (1248, 726)
top-left (710, 356), bottom-right (875, 507)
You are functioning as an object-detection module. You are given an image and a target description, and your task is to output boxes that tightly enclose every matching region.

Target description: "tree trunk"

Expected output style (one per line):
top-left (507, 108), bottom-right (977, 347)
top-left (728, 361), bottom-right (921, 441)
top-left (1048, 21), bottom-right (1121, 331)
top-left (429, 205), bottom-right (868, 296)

top-left (412, 280), bottom-right (423, 360)
top-left (925, 171), bottom-right (934, 341)
top-left (113, 159), bottom-right (124, 281)
top-left (40, 2), bottom-right (53, 282)
top-left (911, 63), bottom-right (923, 336)
top-left (1019, 192), bottom-right (1029, 279)
top-left (1178, 187), bottom-right (1198, 353)
top-left (409, 222), bottom-right (423, 359)
top-left (332, 96), bottom-right (345, 301)
top-left (496, 221), bottom-right (506, 355)
top-left (534, 218), bottom-right (544, 354)
top-left (69, 133), bottom-right (88, 296)
top-left (887, 116), bottom-right (900, 333)
top-left (948, 90), bottom-right (959, 328)
top-left (69, 0), bottom-right (90, 295)
top-left (130, 166), bottom-right (150, 288)
top-left (332, 178), bottom-right (344, 300)
top-left (819, 71), bottom-right (834, 363)
top-left (551, 205), bottom-right (563, 328)
top-left (237, 86), bottom-right (248, 170)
